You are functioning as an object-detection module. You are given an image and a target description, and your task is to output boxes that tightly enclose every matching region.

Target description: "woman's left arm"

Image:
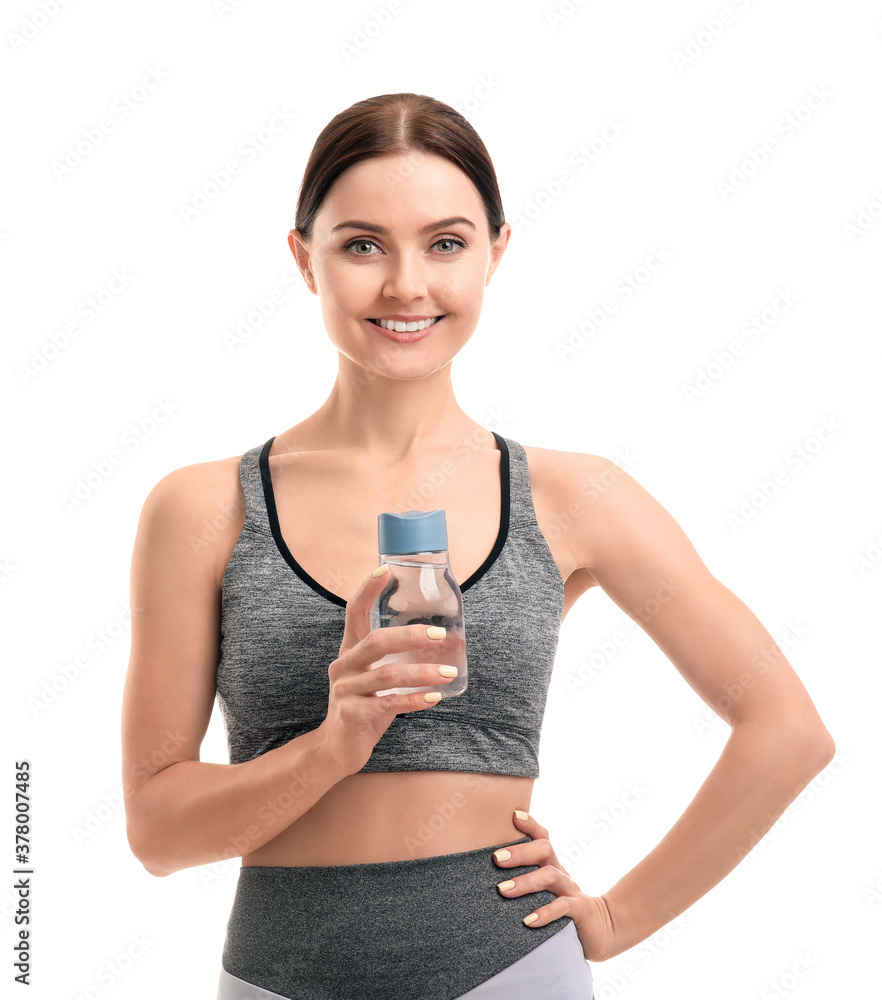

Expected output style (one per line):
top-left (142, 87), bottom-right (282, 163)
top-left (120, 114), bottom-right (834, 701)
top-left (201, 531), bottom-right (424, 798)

top-left (498, 452), bottom-right (836, 960)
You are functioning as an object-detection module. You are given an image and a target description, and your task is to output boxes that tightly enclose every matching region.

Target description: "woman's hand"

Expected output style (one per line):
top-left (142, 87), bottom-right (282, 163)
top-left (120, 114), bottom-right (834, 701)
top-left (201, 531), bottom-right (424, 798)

top-left (492, 810), bottom-right (617, 962)
top-left (315, 565), bottom-right (457, 778)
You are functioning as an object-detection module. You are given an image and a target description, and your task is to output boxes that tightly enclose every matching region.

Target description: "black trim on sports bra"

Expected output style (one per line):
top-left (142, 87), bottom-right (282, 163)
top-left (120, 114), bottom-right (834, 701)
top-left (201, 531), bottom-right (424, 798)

top-left (259, 431), bottom-right (511, 609)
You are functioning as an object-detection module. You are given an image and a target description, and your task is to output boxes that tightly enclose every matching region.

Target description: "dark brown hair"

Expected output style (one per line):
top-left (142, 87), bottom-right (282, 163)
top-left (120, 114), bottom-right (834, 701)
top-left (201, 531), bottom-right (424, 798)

top-left (294, 93), bottom-right (505, 243)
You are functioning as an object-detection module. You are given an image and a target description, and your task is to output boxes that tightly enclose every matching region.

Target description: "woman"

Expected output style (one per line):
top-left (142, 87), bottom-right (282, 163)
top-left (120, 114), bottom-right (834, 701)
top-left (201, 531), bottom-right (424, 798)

top-left (121, 93), bottom-right (836, 999)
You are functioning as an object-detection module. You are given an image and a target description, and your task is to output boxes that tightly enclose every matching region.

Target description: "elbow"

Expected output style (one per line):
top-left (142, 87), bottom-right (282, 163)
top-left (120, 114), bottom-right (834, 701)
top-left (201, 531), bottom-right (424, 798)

top-left (733, 715), bottom-right (837, 777)
top-left (137, 844), bottom-right (175, 878)
top-left (783, 719), bottom-right (837, 778)
top-left (126, 816), bottom-right (177, 879)
top-left (143, 862), bottom-right (174, 879)
top-left (804, 727), bottom-right (837, 774)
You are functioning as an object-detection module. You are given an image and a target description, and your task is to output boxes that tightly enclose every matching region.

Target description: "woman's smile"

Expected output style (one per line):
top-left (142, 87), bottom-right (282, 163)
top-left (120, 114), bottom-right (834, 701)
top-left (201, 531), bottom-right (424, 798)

top-left (366, 314), bottom-right (446, 343)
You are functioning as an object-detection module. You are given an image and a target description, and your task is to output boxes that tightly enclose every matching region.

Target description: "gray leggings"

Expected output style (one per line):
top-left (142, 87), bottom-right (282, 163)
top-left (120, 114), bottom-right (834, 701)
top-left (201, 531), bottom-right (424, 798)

top-left (217, 835), bottom-right (594, 999)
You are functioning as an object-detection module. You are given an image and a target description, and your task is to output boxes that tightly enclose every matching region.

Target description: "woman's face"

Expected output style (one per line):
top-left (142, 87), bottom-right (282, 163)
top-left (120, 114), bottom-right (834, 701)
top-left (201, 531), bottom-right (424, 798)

top-left (289, 150), bottom-right (511, 381)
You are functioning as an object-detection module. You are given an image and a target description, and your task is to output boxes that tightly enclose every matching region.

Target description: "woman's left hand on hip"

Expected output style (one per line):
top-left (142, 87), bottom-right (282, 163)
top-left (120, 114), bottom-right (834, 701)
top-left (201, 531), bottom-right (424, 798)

top-left (492, 809), bottom-right (616, 962)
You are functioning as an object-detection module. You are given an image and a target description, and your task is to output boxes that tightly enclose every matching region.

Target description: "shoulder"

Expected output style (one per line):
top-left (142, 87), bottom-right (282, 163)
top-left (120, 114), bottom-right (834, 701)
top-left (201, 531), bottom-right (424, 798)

top-left (519, 441), bottom-right (650, 574)
top-left (136, 453), bottom-right (246, 588)
top-left (142, 453), bottom-right (244, 515)
top-left (519, 441), bottom-right (621, 494)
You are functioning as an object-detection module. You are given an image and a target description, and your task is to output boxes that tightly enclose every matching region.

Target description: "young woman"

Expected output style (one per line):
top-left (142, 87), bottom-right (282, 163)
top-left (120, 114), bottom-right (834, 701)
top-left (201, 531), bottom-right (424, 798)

top-left (121, 93), bottom-right (836, 999)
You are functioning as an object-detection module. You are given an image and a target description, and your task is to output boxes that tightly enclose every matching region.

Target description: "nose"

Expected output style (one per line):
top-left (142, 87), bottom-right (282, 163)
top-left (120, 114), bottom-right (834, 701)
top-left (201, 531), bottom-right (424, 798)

top-left (381, 250), bottom-right (429, 304)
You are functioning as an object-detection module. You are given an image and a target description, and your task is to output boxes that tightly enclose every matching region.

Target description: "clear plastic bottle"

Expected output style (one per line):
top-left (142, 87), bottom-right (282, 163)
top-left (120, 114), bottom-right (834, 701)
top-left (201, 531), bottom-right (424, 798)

top-left (368, 509), bottom-right (468, 699)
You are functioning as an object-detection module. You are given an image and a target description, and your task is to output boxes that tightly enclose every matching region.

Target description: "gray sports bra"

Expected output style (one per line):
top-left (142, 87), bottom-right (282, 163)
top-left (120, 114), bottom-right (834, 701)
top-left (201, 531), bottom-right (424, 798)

top-left (215, 432), bottom-right (565, 778)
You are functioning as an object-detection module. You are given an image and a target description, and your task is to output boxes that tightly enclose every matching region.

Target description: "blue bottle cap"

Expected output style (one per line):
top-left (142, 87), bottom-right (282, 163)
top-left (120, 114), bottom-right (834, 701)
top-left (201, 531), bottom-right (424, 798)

top-left (377, 510), bottom-right (448, 555)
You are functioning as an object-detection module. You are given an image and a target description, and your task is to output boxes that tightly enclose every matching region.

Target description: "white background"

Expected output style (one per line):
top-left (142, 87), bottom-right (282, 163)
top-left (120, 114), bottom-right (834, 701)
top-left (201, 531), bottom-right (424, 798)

top-left (3, 1), bottom-right (881, 997)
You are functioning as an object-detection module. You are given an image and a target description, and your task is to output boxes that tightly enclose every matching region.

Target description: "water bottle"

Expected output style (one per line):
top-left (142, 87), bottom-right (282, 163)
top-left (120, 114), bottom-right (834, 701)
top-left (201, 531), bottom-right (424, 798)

top-left (368, 509), bottom-right (468, 699)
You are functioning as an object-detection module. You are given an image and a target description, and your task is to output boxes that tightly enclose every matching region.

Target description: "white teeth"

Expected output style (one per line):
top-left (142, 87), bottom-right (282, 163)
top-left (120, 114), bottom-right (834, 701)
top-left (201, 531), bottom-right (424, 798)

top-left (373, 316), bottom-right (441, 332)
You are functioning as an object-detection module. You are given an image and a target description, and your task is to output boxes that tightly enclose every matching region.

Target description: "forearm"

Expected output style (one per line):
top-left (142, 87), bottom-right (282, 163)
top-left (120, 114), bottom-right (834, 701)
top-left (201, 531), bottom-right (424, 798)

top-left (128, 728), bottom-right (348, 877)
top-left (600, 722), bottom-right (835, 956)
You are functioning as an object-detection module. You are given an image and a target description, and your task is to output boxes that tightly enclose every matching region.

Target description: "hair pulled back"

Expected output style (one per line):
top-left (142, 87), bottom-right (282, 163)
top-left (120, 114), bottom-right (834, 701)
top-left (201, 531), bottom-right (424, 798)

top-left (294, 93), bottom-right (505, 243)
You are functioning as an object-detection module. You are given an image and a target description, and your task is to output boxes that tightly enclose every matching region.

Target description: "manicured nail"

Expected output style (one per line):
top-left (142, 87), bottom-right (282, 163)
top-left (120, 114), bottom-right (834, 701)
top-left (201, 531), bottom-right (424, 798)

top-left (497, 880), bottom-right (516, 891)
top-left (372, 564), bottom-right (390, 578)
top-left (523, 913), bottom-right (539, 925)
top-left (514, 810), bottom-right (529, 821)
top-left (493, 849), bottom-right (511, 862)
top-left (426, 626), bottom-right (446, 639)
top-left (423, 692), bottom-right (442, 703)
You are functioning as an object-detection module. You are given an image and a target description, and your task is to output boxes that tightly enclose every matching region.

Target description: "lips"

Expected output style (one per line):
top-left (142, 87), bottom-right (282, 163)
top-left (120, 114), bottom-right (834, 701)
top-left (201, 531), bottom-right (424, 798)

top-left (368, 316), bottom-right (444, 329)
top-left (367, 315), bottom-right (445, 344)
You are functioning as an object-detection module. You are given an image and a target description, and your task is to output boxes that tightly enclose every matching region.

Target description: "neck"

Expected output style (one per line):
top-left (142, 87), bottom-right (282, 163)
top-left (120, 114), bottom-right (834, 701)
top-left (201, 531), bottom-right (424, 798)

top-left (292, 354), bottom-right (493, 463)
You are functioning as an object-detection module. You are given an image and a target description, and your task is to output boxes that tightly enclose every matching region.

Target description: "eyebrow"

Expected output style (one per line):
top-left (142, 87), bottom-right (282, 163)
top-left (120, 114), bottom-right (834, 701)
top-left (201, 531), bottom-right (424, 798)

top-left (330, 216), bottom-right (478, 236)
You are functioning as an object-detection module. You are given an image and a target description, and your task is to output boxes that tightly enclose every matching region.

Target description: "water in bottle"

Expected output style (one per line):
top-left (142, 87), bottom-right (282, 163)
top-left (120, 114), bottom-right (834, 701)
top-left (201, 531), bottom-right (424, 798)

top-left (368, 509), bottom-right (468, 698)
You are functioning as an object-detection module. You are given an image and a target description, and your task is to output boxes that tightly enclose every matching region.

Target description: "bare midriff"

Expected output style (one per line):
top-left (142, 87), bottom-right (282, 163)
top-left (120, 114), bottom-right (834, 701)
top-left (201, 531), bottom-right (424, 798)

top-left (242, 770), bottom-right (534, 866)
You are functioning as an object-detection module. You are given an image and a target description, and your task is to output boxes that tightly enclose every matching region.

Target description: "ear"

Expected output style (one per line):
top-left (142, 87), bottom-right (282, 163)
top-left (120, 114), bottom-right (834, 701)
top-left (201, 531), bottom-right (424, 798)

top-left (288, 229), bottom-right (319, 295)
top-left (485, 222), bottom-right (512, 287)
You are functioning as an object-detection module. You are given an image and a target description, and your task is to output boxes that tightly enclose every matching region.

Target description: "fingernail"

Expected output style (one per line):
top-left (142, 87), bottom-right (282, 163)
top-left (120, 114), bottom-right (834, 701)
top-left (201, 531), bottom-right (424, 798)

top-left (493, 849), bottom-right (511, 862)
top-left (514, 810), bottom-right (528, 821)
top-left (523, 913), bottom-right (539, 925)
top-left (497, 880), bottom-right (516, 891)
top-left (372, 564), bottom-right (390, 578)
top-left (426, 626), bottom-right (446, 639)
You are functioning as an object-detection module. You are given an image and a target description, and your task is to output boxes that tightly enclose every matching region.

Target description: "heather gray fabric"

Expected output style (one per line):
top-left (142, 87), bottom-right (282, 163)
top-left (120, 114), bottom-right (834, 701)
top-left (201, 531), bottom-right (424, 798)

top-left (217, 836), bottom-right (594, 1000)
top-left (216, 923), bottom-right (593, 999)
top-left (215, 432), bottom-right (565, 778)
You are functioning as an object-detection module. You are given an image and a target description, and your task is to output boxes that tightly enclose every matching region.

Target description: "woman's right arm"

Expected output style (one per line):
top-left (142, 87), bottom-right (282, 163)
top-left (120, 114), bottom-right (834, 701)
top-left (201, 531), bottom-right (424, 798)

top-left (121, 462), bottom-right (350, 878)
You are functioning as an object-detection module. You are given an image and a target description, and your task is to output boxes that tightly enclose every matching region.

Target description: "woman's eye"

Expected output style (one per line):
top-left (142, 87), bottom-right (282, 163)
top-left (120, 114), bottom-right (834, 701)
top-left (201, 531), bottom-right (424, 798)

top-left (346, 239), bottom-right (379, 255)
top-left (343, 237), bottom-right (467, 256)
top-left (433, 237), bottom-right (467, 254)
